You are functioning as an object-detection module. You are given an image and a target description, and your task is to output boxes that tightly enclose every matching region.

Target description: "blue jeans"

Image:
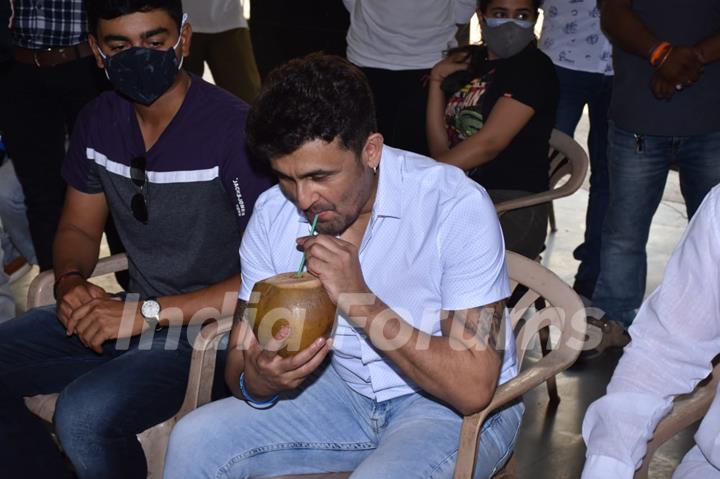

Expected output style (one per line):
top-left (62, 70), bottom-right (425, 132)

top-left (165, 363), bottom-right (523, 479)
top-left (0, 225), bottom-right (11, 321)
top-left (553, 66), bottom-right (612, 292)
top-left (0, 159), bottom-right (37, 265)
top-left (592, 123), bottom-right (720, 326)
top-left (0, 306), bottom-right (218, 479)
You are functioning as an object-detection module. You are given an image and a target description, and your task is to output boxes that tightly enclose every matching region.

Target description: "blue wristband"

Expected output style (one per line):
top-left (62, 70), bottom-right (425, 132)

top-left (239, 372), bottom-right (279, 408)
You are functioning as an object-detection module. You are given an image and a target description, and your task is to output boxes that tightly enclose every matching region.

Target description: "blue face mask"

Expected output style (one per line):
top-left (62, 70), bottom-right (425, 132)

top-left (97, 14), bottom-right (188, 105)
top-left (482, 17), bottom-right (536, 58)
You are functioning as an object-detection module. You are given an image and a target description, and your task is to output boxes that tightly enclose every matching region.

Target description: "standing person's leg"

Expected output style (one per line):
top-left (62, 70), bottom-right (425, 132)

top-left (165, 364), bottom-right (377, 479)
top-left (592, 124), bottom-right (673, 328)
top-left (205, 28), bottom-right (261, 103)
top-left (351, 397), bottom-right (523, 479)
top-left (675, 131), bottom-right (720, 219)
top-left (183, 31), bottom-right (210, 78)
top-left (3, 64), bottom-right (67, 271)
top-left (552, 65), bottom-right (588, 137)
top-left (574, 73), bottom-right (612, 298)
top-left (0, 159), bottom-right (37, 265)
top-left (361, 67), bottom-right (399, 148)
top-left (392, 68), bottom-right (431, 156)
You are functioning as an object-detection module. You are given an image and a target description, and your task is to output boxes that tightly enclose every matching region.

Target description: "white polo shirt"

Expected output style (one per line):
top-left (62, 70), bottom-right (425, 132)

top-left (343, 0), bottom-right (478, 70)
top-left (239, 145), bottom-right (518, 402)
top-left (184, 0), bottom-right (247, 34)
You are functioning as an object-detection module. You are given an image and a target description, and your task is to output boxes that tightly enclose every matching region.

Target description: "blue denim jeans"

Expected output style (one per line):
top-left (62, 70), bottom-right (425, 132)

top-left (592, 123), bottom-right (720, 326)
top-left (553, 66), bottom-right (612, 292)
top-left (0, 159), bottom-right (37, 265)
top-left (0, 305), bottom-right (217, 479)
top-left (165, 363), bottom-right (523, 479)
top-left (0, 227), bottom-right (11, 322)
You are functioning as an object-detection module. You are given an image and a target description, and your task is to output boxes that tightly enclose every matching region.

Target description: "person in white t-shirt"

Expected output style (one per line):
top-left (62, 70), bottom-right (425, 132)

top-left (344, 0), bottom-right (477, 156)
top-left (183, 0), bottom-right (261, 102)
top-left (164, 53), bottom-right (522, 479)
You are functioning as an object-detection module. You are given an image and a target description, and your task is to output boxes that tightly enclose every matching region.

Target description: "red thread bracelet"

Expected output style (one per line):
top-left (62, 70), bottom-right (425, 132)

top-left (53, 270), bottom-right (85, 299)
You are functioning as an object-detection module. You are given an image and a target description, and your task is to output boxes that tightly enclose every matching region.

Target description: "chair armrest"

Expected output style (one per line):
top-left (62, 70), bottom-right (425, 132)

top-left (27, 253), bottom-right (129, 309)
top-left (635, 363), bottom-right (720, 479)
top-left (453, 300), bottom-right (586, 479)
top-left (495, 190), bottom-right (564, 215)
top-left (176, 315), bottom-right (234, 420)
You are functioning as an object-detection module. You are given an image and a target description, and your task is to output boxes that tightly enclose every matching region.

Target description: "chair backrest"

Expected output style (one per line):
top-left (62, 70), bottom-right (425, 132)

top-left (494, 129), bottom-right (589, 214)
top-left (484, 251), bottom-right (586, 411)
top-left (548, 128), bottom-right (589, 193)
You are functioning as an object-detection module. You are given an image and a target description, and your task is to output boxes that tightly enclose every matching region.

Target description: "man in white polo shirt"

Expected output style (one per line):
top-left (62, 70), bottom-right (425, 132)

top-left (165, 53), bottom-right (522, 479)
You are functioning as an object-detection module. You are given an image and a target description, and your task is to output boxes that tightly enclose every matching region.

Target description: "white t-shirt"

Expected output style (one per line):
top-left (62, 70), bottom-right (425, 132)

top-left (539, 0), bottom-right (613, 75)
top-left (184, 0), bottom-right (247, 34)
top-left (239, 145), bottom-right (518, 402)
top-left (344, 0), bottom-right (477, 70)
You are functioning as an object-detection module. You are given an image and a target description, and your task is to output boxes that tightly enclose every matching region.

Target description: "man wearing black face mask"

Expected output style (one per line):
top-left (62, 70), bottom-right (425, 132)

top-left (0, 1), bottom-right (272, 478)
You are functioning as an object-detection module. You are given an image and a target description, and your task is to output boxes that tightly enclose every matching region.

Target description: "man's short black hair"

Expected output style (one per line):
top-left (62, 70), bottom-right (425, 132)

top-left (85, 0), bottom-right (183, 36)
top-left (477, 0), bottom-right (543, 13)
top-left (246, 53), bottom-right (377, 163)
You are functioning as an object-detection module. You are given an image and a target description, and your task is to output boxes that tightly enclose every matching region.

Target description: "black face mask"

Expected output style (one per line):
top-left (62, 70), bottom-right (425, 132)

top-left (99, 36), bottom-right (184, 105)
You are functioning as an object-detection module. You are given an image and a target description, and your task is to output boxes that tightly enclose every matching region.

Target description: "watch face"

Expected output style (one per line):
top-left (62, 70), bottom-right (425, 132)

top-left (141, 300), bottom-right (161, 319)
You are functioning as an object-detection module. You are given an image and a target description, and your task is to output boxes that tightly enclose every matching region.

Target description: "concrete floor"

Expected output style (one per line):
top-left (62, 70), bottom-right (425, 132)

top-left (7, 112), bottom-right (696, 478)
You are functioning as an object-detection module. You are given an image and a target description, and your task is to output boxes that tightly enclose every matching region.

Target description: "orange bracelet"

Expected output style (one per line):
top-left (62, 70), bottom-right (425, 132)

top-left (649, 41), bottom-right (672, 67)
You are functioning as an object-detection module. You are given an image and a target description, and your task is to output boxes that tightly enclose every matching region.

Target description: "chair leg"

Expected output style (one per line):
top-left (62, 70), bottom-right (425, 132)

top-left (538, 320), bottom-right (560, 406)
top-left (532, 297), bottom-right (560, 403)
top-left (548, 202), bottom-right (557, 232)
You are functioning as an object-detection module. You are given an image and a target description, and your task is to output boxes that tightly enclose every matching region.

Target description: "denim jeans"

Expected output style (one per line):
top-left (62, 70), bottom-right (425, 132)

top-left (165, 363), bottom-right (524, 479)
top-left (552, 66), bottom-right (612, 293)
top-left (592, 123), bottom-right (720, 326)
top-left (0, 227), bottom-right (12, 321)
top-left (0, 305), bottom-right (218, 479)
top-left (0, 159), bottom-right (37, 265)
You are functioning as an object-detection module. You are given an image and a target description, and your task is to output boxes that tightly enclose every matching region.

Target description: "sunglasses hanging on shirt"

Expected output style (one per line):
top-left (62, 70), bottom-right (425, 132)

top-left (130, 156), bottom-right (149, 224)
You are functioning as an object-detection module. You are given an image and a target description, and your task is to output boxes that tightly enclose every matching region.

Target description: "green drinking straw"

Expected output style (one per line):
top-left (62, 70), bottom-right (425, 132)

top-left (296, 213), bottom-right (320, 277)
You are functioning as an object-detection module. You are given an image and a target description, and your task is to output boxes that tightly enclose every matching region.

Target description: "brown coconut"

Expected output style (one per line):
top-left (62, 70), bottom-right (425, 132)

top-left (248, 272), bottom-right (336, 357)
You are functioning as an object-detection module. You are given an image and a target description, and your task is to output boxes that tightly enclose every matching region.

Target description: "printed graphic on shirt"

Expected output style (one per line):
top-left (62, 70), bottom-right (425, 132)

top-left (540, 0), bottom-right (613, 75)
top-left (444, 72), bottom-right (494, 147)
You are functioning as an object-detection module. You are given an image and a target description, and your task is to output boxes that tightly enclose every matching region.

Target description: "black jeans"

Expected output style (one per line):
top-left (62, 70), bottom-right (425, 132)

top-left (1, 57), bottom-right (126, 271)
top-left (360, 67), bottom-right (430, 156)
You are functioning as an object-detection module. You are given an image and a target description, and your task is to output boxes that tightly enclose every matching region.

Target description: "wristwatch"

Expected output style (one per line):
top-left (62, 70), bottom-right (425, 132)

top-left (140, 297), bottom-right (163, 331)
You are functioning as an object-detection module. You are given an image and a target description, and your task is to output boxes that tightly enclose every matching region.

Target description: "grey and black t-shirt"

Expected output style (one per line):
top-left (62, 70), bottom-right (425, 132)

top-left (62, 75), bottom-right (273, 298)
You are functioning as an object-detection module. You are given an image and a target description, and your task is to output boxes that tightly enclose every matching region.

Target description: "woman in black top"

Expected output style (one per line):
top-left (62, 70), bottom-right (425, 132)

top-left (427, 0), bottom-right (559, 259)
